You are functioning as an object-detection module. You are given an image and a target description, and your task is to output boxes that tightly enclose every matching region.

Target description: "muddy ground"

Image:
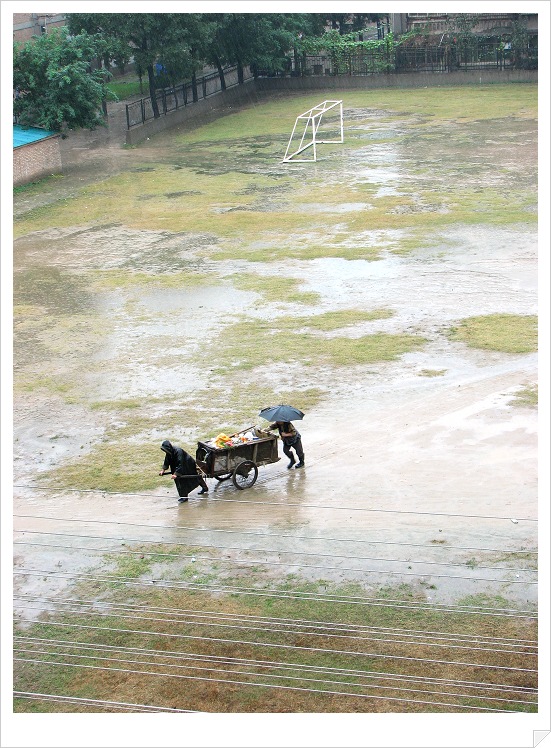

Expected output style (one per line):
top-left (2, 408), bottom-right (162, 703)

top-left (12, 90), bottom-right (538, 617)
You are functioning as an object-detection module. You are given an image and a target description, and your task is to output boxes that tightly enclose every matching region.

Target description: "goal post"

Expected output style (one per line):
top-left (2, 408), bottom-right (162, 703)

top-left (282, 100), bottom-right (344, 163)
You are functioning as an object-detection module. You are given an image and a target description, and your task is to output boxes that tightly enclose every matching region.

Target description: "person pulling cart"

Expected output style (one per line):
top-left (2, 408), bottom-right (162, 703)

top-left (159, 439), bottom-right (209, 502)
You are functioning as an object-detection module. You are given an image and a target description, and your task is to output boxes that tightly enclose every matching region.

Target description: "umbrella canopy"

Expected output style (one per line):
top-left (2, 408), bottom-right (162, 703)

top-left (259, 405), bottom-right (305, 422)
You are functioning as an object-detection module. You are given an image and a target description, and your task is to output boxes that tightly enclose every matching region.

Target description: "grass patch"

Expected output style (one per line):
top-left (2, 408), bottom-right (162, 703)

top-left (300, 309), bottom-right (393, 330)
top-left (38, 441), bottom-right (165, 494)
top-left (88, 269), bottom-right (212, 291)
top-left (13, 173), bottom-right (64, 195)
top-left (210, 316), bottom-right (426, 373)
top-left (90, 399), bottom-right (143, 411)
top-left (508, 383), bottom-right (538, 408)
top-left (418, 369), bottom-right (447, 377)
top-left (231, 273), bottom-right (320, 305)
top-left (446, 314), bottom-right (537, 354)
top-left (106, 543), bottom-right (187, 581)
top-left (211, 241), bottom-right (383, 263)
top-left (106, 79), bottom-right (143, 99)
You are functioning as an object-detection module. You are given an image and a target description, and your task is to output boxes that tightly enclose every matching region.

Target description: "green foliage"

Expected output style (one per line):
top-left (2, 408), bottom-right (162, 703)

top-left (446, 13), bottom-right (478, 47)
top-left (67, 14), bottom-right (211, 115)
top-left (302, 30), bottom-right (397, 73)
top-left (510, 15), bottom-right (532, 69)
top-left (212, 13), bottom-right (314, 76)
top-left (13, 27), bottom-right (114, 131)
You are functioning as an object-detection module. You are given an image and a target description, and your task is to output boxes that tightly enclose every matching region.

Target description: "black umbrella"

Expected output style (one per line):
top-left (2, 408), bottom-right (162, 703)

top-left (259, 405), bottom-right (305, 422)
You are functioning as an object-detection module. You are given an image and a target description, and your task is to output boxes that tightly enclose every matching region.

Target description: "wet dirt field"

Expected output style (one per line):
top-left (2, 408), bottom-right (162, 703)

top-left (12, 87), bottom-right (538, 616)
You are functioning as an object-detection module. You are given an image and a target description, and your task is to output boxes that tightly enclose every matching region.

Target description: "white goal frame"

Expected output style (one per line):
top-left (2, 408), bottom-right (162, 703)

top-left (282, 100), bottom-right (344, 163)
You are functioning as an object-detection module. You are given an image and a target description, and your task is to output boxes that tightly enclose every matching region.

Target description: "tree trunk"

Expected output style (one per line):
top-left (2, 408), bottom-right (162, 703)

top-left (147, 64), bottom-right (160, 118)
top-left (214, 55), bottom-right (226, 90)
top-left (191, 72), bottom-right (198, 102)
top-left (293, 46), bottom-right (300, 75)
top-left (237, 59), bottom-right (244, 85)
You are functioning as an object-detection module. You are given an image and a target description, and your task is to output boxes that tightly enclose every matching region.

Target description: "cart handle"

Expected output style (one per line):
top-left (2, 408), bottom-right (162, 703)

top-left (228, 425), bottom-right (257, 437)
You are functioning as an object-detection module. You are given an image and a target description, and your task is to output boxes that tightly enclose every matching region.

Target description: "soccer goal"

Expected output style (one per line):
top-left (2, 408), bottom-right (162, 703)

top-left (282, 100), bottom-right (344, 163)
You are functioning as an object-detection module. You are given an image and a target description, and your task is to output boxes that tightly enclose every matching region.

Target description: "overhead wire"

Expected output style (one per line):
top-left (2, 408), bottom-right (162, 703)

top-left (13, 617), bottom-right (538, 673)
top-left (15, 595), bottom-right (537, 647)
top-left (13, 495), bottom-right (538, 713)
top-left (12, 568), bottom-right (537, 618)
top-left (13, 691), bottom-right (196, 712)
top-left (12, 494), bottom-right (538, 521)
top-left (15, 636), bottom-right (537, 695)
top-left (12, 551), bottom-right (537, 583)
top-left (11, 656), bottom-right (517, 712)
top-left (13, 516), bottom-right (537, 556)
top-left (13, 647), bottom-right (536, 708)
top-left (14, 600), bottom-right (537, 656)
top-left (13, 534), bottom-right (538, 574)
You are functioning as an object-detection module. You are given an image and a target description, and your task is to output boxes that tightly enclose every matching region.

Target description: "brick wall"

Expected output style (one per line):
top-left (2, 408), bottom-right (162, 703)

top-left (13, 136), bottom-right (62, 186)
top-left (13, 13), bottom-right (66, 43)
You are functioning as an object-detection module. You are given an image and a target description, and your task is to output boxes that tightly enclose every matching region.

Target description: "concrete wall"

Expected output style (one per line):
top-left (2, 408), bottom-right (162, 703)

top-left (255, 68), bottom-right (538, 93)
top-left (13, 135), bottom-right (62, 186)
top-left (125, 69), bottom-right (536, 145)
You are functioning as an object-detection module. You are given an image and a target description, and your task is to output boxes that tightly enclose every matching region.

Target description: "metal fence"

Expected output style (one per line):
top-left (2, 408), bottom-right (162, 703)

top-left (126, 65), bottom-right (253, 129)
top-left (295, 43), bottom-right (537, 77)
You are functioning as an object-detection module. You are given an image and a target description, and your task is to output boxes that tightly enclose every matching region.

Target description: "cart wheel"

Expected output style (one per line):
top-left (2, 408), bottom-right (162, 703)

top-left (215, 474), bottom-right (232, 482)
top-left (232, 461), bottom-right (258, 490)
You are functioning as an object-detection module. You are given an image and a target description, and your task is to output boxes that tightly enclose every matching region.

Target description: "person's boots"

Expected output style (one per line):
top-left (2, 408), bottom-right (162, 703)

top-left (287, 456), bottom-right (296, 469)
top-left (294, 458), bottom-right (304, 469)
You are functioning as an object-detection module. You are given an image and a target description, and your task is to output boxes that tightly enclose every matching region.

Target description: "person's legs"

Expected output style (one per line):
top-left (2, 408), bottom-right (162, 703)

top-left (175, 478), bottom-right (189, 502)
top-left (283, 443), bottom-right (296, 469)
top-left (198, 475), bottom-right (209, 494)
top-left (294, 438), bottom-right (304, 468)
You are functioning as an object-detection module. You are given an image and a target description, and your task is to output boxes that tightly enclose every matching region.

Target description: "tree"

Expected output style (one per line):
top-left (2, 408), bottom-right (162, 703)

top-left (13, 27), bottom-right (113, 131)
top-left (213, 14), bottom-right (314, 81)
top-left (510, 14), bottom-right (530, 69)
top-left (68, 13), bottom-right (201, 117)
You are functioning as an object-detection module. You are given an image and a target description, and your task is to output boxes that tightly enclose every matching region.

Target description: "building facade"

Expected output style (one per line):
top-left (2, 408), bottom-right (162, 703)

top-left (13, 13), bottom-right (66, 43)
top-left (390, 13), bottom-right (538, 40)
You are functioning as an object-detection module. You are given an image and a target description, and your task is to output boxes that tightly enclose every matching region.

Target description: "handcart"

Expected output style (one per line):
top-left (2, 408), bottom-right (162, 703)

top-left (195, 426), bottom-right (280, 490)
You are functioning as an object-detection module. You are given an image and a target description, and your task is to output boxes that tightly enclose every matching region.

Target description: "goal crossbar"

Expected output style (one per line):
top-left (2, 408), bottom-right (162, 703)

top-left (282, 100), bottom-right (343, 163)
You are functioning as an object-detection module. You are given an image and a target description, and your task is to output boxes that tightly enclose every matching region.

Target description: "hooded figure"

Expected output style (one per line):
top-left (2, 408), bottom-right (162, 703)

top-left (160, 440), bottom-right (208, 502)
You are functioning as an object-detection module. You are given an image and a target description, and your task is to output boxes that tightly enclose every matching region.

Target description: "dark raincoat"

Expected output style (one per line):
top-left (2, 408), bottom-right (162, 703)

top-left (161, 440), bottom-right (201, 498)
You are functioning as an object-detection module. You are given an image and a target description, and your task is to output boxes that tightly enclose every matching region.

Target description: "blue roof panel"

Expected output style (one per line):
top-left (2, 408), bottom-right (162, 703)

top-left (14, 125), bottom-right (57, 148)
